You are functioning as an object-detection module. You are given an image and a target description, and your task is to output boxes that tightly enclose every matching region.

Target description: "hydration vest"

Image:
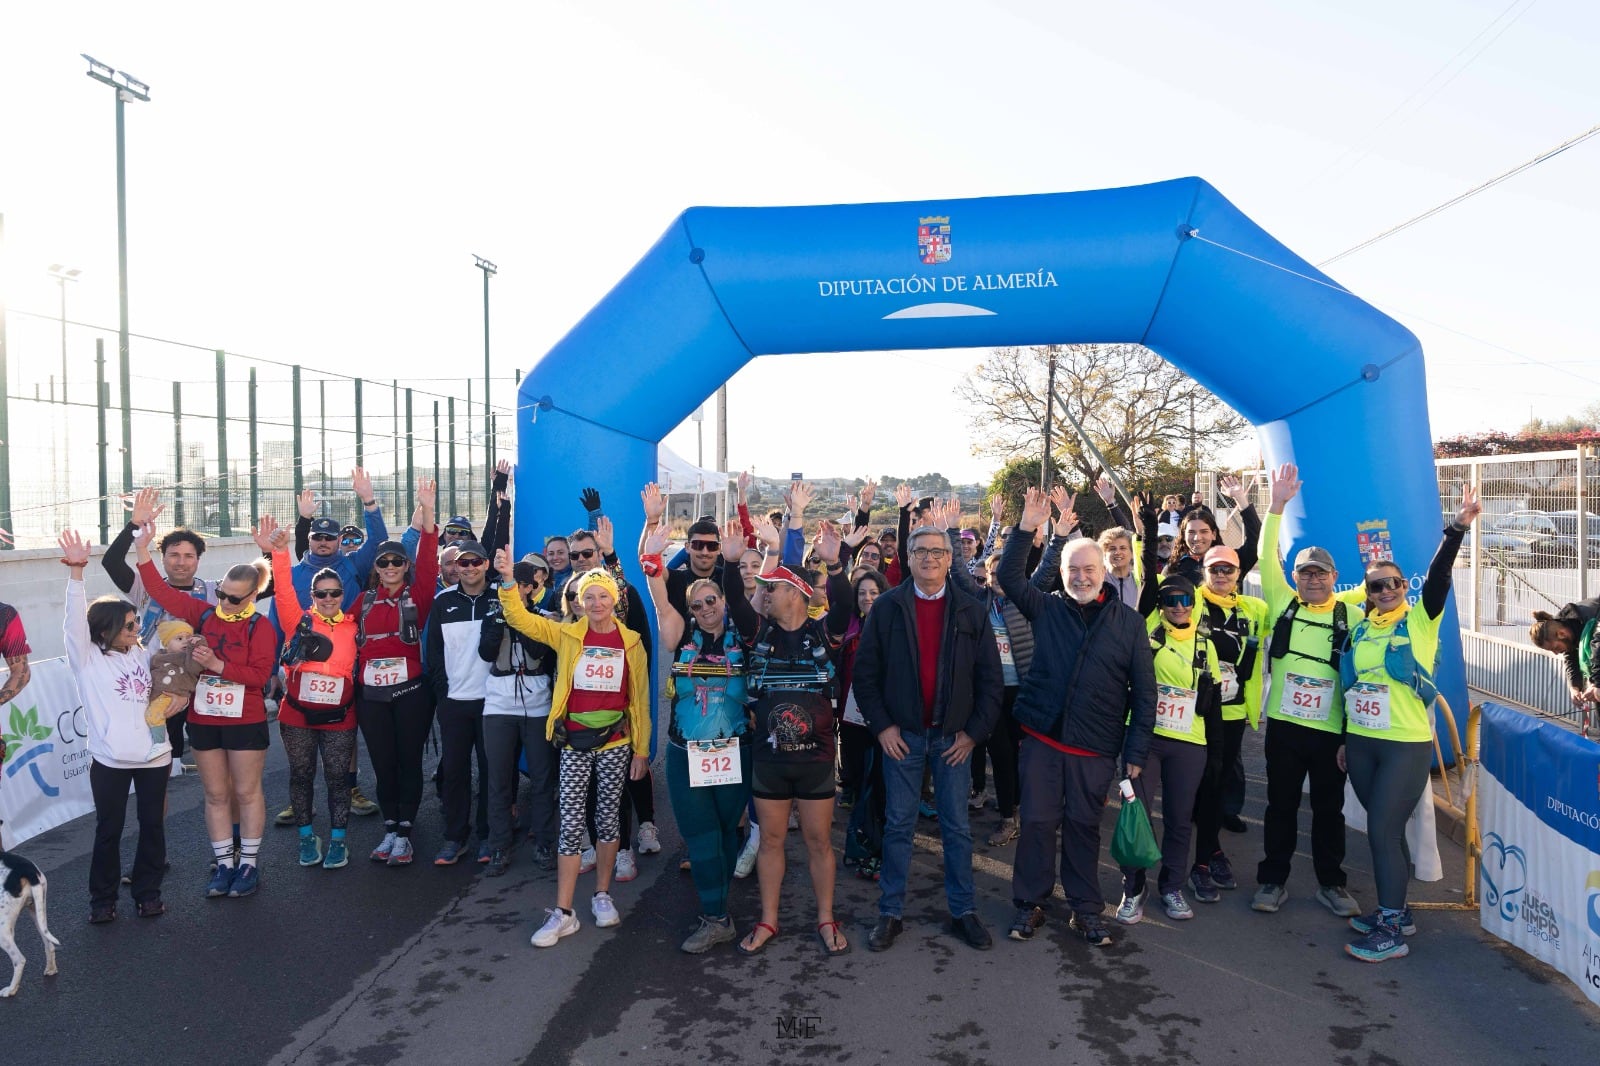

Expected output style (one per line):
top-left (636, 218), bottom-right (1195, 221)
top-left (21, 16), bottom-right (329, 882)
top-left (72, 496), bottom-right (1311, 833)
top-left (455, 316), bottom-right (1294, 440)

top-left (669, 626), bottom-right (749, 742)
top-left (1339, 613), bottom-right (1438, 706)
top-left (745, 618), bottom-right (834, 698)
top-left (138, 580), bottom-right (217, 645)
top-left (1269, 598), bottom-right (1349, 674)
top-left (355, 587), bottom-right (419, 648)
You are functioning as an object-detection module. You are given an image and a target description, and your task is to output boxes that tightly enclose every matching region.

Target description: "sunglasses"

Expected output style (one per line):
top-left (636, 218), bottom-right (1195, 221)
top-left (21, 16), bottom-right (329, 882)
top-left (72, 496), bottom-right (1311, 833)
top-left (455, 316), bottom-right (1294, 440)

top-left (312, 588), bottom-right (344, 600)
top-left (689, 540), bottom-right (720, 552)
top-left (565, 591), bottom-right (580, 602)
top-left (456, 556), bottom-right (487, 568)
top-left (689, 595), bottom-right (721, 611)
top-left (1206, 564), bottom-right (1238, 576)
top-left (375, 556), bottom-right (407, 569)
top-left (570, 548), bottom-right (598, 561)
top-left (218, 591), bottom-right (249, 605)
top-left (444, 527), bottom-right (471, 537)
top-left (310, 534), bottom-right (337, 543)
top-left (1366, 576), bottom-right (1406, 594)
top-left (121, 619), bottom-right (140, 632)
top-left (341, 536), bottom-right (362, 545)
top-left (1159, 593), bottom-right (1195, 608)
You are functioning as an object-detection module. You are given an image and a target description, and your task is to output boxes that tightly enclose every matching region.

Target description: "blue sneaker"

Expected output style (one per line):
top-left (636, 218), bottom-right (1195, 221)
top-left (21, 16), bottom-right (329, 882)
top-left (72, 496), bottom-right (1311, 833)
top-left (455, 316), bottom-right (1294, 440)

top-left (1188, 865), bottom-right (1221, 903)
top-left (298, 835), bottom-right (323, 867)
top-left (323, 839), bottom-right (349, 869)
top-left (228, 863), bottom-right (260, 898)
top-left (918, 801), bottom-right (939, 821)
top-left (1207, 851), bottom-right (1237, 890)
top-left (205, 864), bottom-right (235, 898)
top-left (433, 840), bottom-right (468, 866)
top-left (1349, 907), bottom-right (1416, 936)
top-left (1345, 917), bottom-right (1410, 962)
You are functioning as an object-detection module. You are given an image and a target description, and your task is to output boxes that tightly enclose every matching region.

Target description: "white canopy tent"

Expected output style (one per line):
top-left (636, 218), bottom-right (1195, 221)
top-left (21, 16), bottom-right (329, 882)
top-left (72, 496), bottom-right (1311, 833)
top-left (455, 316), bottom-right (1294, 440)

top-left (656, 445), bottom-right (731, 523)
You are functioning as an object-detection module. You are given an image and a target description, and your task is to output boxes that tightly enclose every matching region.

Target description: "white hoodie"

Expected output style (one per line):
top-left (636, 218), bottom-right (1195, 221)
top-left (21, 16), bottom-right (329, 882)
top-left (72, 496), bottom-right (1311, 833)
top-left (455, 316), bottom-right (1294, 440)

top-left (63, 578), bottom-right (169, 770)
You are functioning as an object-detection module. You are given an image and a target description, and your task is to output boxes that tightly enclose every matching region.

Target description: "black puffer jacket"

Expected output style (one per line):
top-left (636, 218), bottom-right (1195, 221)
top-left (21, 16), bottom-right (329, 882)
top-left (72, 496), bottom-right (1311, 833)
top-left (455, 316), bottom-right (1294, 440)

top-left (853, 577), bottom-right (1003, 744)
top-left (1554, 597), bottom-right (1600, 691)
top-left (996, 529), bottom-right (1157, 768)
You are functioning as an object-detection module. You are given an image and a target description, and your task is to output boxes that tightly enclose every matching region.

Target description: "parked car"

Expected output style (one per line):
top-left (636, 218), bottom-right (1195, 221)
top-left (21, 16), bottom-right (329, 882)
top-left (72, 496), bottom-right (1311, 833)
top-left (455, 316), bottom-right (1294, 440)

top-left (1545, 510), bottom-right (1600, 566)
top-left (1449, 511), bottom-right (1542, 567)
top-left (1487, 510), bottom-right (1572, 568)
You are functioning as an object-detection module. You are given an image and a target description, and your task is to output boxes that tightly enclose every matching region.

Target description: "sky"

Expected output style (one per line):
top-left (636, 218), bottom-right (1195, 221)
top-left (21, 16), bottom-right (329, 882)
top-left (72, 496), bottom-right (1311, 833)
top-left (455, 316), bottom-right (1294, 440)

top-left (2, 0), bottom-right (1596, 492)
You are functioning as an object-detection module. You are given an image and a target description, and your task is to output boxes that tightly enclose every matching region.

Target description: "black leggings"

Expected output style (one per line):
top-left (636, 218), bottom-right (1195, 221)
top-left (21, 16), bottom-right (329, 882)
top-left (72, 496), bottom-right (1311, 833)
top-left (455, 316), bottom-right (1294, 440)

top-left (281, 723), bottom-right (358, 830)
top-left (1345, 734), bottom-right (1432, 911)
top-left (89, 760), bottom-right (168, 907)
top-left (1192, 716), bottom-right (1244, 863)
top-left (357, 686), bottom-right (436, 828)
top-left (970, 688), bottom-right (1020, 817)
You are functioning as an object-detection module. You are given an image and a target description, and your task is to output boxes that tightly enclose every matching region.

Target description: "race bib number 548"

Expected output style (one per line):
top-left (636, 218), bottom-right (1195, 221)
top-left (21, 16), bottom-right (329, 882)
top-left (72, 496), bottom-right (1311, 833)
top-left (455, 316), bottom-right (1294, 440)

top-left (574, 647), bottom-right (624, 693)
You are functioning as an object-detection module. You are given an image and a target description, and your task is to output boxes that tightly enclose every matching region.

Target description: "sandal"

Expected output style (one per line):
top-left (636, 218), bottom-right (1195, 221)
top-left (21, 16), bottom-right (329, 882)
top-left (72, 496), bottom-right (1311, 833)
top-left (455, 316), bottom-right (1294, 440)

top-left (88, 904), bottom-right (117, 924)
top-left (137, 898), bottom-right (167, 918)
top-left (816, 920), bottom-right (850, 957)
top-left (737, 921), bottom-right (779, 956)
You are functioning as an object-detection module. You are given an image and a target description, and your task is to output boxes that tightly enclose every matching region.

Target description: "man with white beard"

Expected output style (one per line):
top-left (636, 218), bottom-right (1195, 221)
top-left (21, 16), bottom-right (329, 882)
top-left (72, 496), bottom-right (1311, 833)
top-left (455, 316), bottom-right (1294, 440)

top-left (996, 487), bottom-right (1156, 949)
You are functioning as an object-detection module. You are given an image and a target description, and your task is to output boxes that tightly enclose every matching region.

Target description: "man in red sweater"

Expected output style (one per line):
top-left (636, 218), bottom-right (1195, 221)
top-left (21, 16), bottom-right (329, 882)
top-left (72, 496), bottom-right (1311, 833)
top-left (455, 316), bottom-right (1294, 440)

top-left (853, 514), bottom-right (1004, 953)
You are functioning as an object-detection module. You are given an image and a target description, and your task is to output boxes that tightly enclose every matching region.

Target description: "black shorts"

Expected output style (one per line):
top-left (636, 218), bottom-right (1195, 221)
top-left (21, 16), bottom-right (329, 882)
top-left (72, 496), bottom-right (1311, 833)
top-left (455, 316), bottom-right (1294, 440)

top-left (751, 758), bottom-right (835, 802)
top-left (187, 720), bottom-right (271, 752)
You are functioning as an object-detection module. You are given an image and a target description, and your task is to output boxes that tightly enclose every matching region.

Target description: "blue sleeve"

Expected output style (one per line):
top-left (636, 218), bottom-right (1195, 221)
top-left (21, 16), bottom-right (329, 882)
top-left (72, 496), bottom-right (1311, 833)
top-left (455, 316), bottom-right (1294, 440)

top-left (401, 525), bottom-right (421, 563)
top-left (348, 507), bottom-right (387, 584)
top-left (666, 546), bottom-right (689, 570)
top-left (782, 526), bottom-right (805, 568)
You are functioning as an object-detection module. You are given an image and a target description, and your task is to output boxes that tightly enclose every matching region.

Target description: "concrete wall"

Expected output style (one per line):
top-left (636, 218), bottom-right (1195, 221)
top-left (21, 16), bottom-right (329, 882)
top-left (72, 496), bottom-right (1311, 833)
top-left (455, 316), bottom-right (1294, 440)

top-left (0, 537), bottom-right (266, 663)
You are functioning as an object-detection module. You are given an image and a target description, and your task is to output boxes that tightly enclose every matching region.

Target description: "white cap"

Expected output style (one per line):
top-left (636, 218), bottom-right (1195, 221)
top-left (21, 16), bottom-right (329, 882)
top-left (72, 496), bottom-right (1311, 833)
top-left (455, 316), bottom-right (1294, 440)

top-left (1157, 522), bottom-right (1179, 540)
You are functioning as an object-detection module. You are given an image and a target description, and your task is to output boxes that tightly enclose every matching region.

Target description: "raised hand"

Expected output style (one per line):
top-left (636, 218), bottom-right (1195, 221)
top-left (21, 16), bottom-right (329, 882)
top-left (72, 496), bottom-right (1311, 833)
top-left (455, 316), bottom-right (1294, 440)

top-left (351, 467), bottom-right (375, 504)
top-left (1219, 474), bottom-right (1244, 502)
top-left (816, 520), bottom-right (842, 564)
top-left (417, 476), bottom-right (437, 512)
top-left (593, 515), bottom-right (615, 556)
top-left (842, 523), bottom-right (871, 548)
top-left (861, 480), bottom-right (877, 508)
top-left (753, 515), bottom-right (781, 551)
top-left (253, 515), bottom-right (280, 554)
top-left (1095, 476), bottom-right (1114, 505)
top-left (642, 522), bottom-right (670, 557)
top-left (1268, 463), bottom-right (1300, 515)
top-left (126, 486), bottom-right (161, 526)
top-left (989, 493), bottom-right (1004, 522)
top-left (1048, 485), bottom-right (1075, 527)
top-left (1018, 487), bottom-right (1051, 532)
top-left (59, 529), bottom-right (92, 569)
top-left (580, 487), bottom-right (602, 513)
top-left (845, 493), bottom-right (859, 514)
top-left (1456, 483), bottom-right (1483, 527)
top-left (641, 482), bottom-right (666, 522)
top-left (493, 547), bottom-right (513, 581)
top-left (133, 520), bottom-right (157, 554)
top-left (788, 481), bottom-right (814, 515)
top-left (269, 526), bottom-right (291, 552)
top-left (720, 519), bottom-right (745, 562)
top-left (297, 488), bottom-right (317, 520)
top-left (736, 470), bottom-right (751, 500)
top-left (496, 458), bottom-right (511, 477)
top-left (894, 482), bottom-right (914, 509)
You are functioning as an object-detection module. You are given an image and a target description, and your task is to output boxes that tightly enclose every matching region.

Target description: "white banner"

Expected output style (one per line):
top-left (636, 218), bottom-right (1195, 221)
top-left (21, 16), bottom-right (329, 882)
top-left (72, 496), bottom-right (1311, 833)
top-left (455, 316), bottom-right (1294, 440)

top-left (0, 656), bottom-right (96, 847)
top-left (1477, 702), bottom-right (1600, 1008)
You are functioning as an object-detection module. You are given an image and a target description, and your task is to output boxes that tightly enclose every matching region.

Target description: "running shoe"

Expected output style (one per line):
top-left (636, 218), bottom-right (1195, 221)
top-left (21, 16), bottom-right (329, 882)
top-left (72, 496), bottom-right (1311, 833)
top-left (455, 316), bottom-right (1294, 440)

top-left (387, 837), bottom-right (415, 866)
top-left (1350, 907), bottom-right (1416, 936)
top-left (1008, 904), bottom-right (1046, 941)
top-left (531, 908), bottom-right (580, 948)
top-left (969, 789), bottom-right (987, 811)
top-left (636, 821), bottom-right (662, 855)
top-left (532, 845), bottom-right (556, 871)
top-left (615, 849), bottom-right (638, 883)
top-left (349, 787), bottom-right (380, 816)
top-left (733, 833), bottom-right (759, 879)
top-left (579, 847), bottom-right (597, 874)
top-left (837, 787), bottom-right (856, 810)
top-left (1208, 852), bottom-right (1237, 890)
top-left (274, 805), bottom-right (296, 827)
top-left (1162, 891), bottom-right (1194, 921)
top-left (371, 832), bottom-right (398, 863)
top-left (298, 834), bottom-right (323, 868)
top-left (323, 840), bottom-right (349, 869)
top-left (1345, 917), bottom-right (1410, 962)
top-left (433, 839), bottom-right (468, 866)
top-left (1115, 890), bottom-right (1146, 926)
top-left (485, 849), bottom-right (510, 877)
top-left (1069, 911), bottom-right (1114, 946)
top-left (205, 864), bottom-right (235, 899)
top-left (1251, 884), bottom-right (1288, 913)
top-left (918, 800), bottom-right (938, 821)
top-left (986, 817), bottom-right (1019, 847)
top-left (681, 914), bottom-right (737, 954)
top-left (591, 891), bottom-right (621, 928)
top-left (228, 864), bottom-right (260, 898)
top-left (1317, 885), bottom-right (1361, 918)
top-left (476, 841), bottom-right (494, 864)
top-left (1189, 865), bottom-right (1222, 903)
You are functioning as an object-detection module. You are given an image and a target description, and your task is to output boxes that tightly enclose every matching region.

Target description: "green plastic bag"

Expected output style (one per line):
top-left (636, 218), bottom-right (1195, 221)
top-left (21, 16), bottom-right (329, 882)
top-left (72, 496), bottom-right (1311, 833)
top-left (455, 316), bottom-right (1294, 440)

top-left (1110, 782), bottom-right (1162, 869)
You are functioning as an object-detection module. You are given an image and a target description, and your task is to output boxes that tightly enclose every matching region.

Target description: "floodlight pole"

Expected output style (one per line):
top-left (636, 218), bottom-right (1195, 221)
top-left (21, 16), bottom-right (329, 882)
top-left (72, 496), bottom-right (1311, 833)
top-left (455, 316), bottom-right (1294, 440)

top-left (474, 255), bottom-right (497, 490)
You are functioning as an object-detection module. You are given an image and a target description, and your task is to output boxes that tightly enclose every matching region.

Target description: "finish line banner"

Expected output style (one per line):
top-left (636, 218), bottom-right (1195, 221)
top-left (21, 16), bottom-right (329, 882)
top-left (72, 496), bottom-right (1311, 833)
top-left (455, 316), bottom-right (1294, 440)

top-left (1477, 701), bottom-right (1600, 1007)
top-left (0, 656), bottom-right (95, 847)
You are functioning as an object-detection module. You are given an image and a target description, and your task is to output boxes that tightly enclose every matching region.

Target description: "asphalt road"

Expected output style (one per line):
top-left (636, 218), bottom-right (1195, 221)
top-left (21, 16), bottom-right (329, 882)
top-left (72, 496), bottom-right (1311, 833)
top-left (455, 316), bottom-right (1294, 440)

top-left (5, 727), bottom-right (1599, 1066)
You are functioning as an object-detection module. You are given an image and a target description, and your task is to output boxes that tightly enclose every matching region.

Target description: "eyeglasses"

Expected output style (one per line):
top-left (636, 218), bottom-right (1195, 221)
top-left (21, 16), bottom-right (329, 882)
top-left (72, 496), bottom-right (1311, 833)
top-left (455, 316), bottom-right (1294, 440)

top-left (1206, 564), bottom-right (1237, 576)
top-left (570, 548), bottom-right (598, 561)
top-left (121, 619), bottom-right (140, 632)
top-left (456, 556), bottom-right (487, 568)
top-left (375, 556), bottom-right (406, 569)
top-left (910, 548), bottom-right (950, 560)
top-left (689, 595), bottom-right (721, 611)
top-left (312, 588), bottom-right (344, 600)
top-left (1365, 576), bottom-right (1406, 594)
top-left (1159, 593), bottom-right (1194, 608)
top-left (218, 591), bottom-right (249, 605)
top-left (1294, 567), bottom-right (1331, 578)
top-left (688, 540), bottom-right (720, 552)
top-left (309, 534), bottom-right (337, 543)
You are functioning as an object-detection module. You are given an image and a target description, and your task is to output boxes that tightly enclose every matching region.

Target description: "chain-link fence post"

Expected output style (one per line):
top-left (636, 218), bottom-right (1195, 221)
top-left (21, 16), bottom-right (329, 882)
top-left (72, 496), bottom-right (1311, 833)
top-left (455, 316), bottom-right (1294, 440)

top-left (447, 396), bottom-right (457, 519)
top-left (292, 364), bottom-right (304, 498)
top-left (248, 366), bottom-right (260, 528)
top-left (172, 381), bottom-right (184, 527)
top-left (216, 350), bottom-right (231, 536)
top-left (97, 338), bottom-right (110, 542)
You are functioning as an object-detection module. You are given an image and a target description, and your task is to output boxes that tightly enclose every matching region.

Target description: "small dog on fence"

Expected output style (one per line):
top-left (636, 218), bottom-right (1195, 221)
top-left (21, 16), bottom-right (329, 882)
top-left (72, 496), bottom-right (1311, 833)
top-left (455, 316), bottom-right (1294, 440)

top-left (0, 827), bottom-right (61, 998)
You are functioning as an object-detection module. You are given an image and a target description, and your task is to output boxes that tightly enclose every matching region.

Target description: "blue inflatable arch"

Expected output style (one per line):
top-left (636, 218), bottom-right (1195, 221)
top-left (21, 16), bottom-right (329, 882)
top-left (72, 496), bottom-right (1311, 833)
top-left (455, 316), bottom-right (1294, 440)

top-left (516, 176), bottom-right (1465, 729)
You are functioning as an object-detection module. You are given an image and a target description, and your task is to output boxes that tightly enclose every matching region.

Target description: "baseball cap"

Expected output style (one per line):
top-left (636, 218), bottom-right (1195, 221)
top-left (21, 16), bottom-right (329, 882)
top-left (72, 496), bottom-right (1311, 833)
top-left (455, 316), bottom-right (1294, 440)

top-left (959, 530), bottom-right (978, 541)
top-left (309, 517), bottom-right (340, 537)
top-left (1293, 546), bottom-right (1336, 572)
top-left (1203, 546), bottom-right (1240, 568)
top-left (444, 516), bottom-right (473, 532)
top-left (519, 552), bottom-right (549, 570)
top-left (1156, 522), bottom-right (1179, 540)
top-left (340, 524), bottom-right (363, 541)
top-left (755, 565), bottom-right (814, 599)
top-left (453, 539), bottom-right (488, 562)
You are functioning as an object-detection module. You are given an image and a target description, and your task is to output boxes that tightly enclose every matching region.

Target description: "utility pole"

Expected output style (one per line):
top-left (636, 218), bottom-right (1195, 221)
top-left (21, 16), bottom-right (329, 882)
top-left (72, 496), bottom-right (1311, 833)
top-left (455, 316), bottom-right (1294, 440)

top-left (474, 255), bottom-right (497, 489)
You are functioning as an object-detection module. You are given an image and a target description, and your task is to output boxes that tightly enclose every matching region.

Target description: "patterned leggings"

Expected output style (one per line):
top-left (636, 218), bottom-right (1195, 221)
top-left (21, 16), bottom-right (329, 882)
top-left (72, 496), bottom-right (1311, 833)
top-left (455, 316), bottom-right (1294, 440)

top-left (558, 745), bottom-right (631, 856)
top-left (280, 723), bottom-right (357, 830)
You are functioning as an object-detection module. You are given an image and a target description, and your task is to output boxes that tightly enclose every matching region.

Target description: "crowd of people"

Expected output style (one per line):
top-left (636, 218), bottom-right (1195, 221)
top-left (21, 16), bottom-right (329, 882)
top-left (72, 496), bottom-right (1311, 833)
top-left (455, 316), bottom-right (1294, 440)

top-left (11, 454), bottom-right (1594, 968)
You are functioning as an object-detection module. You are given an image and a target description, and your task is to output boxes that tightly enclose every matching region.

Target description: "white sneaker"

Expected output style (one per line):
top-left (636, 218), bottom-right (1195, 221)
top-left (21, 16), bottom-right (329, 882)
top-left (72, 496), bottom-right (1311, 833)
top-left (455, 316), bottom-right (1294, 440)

top-left (734, 828), bottom-right (760, 879)
top-left (578, 847), bottom-right (596, 874)
top-left (636, 821), bottom-right (662, 855)
top-left (614, 849), bottom-right (638, 882)
top-left (591, 891), bottom-right (621, 928)
top-left (531, 907), bottom-right (581, 947)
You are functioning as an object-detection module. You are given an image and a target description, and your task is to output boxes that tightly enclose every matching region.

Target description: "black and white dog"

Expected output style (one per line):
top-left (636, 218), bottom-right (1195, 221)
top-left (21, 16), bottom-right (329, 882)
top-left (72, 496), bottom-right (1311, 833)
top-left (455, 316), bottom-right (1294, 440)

top-left (0, 837), bottom-right (60, 998)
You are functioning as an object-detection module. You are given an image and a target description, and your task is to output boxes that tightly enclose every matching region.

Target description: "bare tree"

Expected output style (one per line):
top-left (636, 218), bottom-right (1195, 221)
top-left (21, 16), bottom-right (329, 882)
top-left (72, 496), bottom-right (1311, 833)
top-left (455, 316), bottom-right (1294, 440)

top-left (957, 343), bottom-right (1249, 483)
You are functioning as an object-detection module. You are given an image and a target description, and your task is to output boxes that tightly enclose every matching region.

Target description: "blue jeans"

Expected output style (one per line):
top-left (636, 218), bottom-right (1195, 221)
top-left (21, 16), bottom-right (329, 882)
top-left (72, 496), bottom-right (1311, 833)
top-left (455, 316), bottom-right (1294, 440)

top-left (878, 729), bottom-right (976, 919)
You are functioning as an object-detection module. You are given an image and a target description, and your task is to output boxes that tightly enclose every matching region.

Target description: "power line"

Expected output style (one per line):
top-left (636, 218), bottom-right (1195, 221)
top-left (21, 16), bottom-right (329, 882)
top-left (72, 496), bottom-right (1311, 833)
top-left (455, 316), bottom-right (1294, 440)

top-left (1317, 121), bottom-right (1600, 267)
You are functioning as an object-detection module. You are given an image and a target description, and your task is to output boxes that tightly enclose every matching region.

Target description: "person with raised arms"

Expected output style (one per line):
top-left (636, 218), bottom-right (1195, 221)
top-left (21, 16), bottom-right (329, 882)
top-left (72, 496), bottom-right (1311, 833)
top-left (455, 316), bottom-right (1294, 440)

top-left (1251, 463), bottom-right (1364, 919)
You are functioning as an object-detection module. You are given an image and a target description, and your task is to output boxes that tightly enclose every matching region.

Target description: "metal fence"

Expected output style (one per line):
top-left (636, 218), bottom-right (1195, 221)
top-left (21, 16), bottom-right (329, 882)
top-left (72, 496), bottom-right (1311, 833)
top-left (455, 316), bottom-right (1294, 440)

top-left (0, 308), bottom-right (519, 549)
